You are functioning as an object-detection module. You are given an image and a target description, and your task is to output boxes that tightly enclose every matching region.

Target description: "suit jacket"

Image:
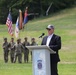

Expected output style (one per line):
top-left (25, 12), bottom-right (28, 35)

top-left (41, 34), bottom-right (61, 63)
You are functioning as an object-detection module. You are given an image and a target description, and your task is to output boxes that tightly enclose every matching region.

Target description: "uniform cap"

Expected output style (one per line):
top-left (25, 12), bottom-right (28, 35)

top-left (31, 38), bottom-right (35, 40)
top-left (4, 38), bottom-right (7, 40)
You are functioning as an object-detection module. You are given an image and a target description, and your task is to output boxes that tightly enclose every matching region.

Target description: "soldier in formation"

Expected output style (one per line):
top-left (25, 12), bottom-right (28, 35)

top-left (2, 37), bottom-right (38, 63)
top-left (14, 39), bottom-right (24, 63)
top-left (30, 38), bottom-right (38, 60)
top-left (22, 37), bottom-right (30, 63)
top-left (2, 38), bottom-right (9, 63)
top-left (9, 38), bottom-right (15, 63)
top-left (31, 38), bottom-right (37, 46)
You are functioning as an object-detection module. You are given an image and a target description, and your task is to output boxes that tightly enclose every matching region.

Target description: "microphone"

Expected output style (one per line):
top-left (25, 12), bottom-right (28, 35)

top-left (39, 33), bottom-right (45, 38)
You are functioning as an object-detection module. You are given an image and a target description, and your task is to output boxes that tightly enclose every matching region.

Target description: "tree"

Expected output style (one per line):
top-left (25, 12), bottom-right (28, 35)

top-left (0, 0), bottom-right (76, 24)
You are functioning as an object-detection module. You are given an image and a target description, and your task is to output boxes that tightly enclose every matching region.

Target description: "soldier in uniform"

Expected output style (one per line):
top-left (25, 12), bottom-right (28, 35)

top-left (30, 38), bottom-right (38, 60)
top-left (31, 38), bottom-right (37, 46)
top-left (14, 39), bottom-right (24, 63)
top-left (22, 37), bottom-right (30, 63)
top-left (9, 38), bottom-right (15, 63)
top-left (2, 38), bottom-right (9, 63)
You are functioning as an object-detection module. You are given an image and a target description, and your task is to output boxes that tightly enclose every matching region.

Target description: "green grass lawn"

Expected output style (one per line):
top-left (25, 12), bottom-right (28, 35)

top-left (0, 7), bottom-right (76, 75)
top-left (59, 64), bottom-right (76, 75)
top-left (0, 63), bottom-right (76, 75)
top-left (0, 63), bottom-right (32, 75)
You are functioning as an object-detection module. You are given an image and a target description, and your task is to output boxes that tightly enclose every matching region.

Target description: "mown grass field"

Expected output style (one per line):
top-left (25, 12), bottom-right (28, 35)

top-left (0, 7), bottom-right (76, 75)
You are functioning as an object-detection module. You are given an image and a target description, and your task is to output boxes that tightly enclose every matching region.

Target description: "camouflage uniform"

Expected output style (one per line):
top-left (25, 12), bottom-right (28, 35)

top-left (30, 38), bottom-right (38, 60)
top-left (23, 37), bottom-right (30, 63)
top-left (2, 38), bottom-right (9, 63)
top-left (9, 38), bottom-right (15, 63)
top-left (31, 38), bottom-right (37, 46)
top-left (14, 39), bottom-right (24, 63)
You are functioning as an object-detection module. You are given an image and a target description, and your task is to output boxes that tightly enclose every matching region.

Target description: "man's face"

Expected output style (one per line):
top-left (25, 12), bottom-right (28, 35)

top-left (4, 39), bottom-right (7, 42)
top-left (25, 38), bottom-right (27, 42)
top-left (11, 39), bottom-right (14, 42)
top-left (17, 40), bottom-right (19, 44)
top-left (47, 28), bottom-right (54, 35)
top-left (31, 39), bottom-right (35, 42)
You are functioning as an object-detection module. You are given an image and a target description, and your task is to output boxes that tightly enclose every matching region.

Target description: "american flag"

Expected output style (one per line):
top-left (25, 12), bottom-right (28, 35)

top-left (6, 12), bottom-right (13, 36)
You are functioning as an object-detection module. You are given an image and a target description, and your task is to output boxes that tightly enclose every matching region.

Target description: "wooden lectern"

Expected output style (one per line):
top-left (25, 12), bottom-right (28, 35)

top-left (26, 45), bottom-right (56, 75)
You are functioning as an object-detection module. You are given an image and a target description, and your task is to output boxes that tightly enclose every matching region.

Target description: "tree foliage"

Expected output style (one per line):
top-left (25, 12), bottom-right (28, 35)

top-left (0, 0), bottom-right (76, 23)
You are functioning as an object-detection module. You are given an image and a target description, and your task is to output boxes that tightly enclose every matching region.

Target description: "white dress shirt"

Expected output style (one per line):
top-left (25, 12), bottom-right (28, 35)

top-left (46, 34), bottom-right (53, 46)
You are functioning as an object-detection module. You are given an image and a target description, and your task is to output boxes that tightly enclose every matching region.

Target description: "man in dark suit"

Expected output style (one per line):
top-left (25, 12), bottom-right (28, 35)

top-left (41, 24), bottom-right (61, 75)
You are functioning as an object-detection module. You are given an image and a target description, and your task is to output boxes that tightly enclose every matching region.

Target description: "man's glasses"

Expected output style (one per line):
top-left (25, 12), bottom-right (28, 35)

top-left (47, 29), bottom-right (51, 31)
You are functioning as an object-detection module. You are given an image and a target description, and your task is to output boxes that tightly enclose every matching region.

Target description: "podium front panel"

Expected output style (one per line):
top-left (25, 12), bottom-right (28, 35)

top-left (32, 49), bottom-right (51, 75)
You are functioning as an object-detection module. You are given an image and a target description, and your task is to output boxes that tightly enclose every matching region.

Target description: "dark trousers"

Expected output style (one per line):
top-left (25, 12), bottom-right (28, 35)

top-left (14, 53), bottom-right (22, 63)
top-left (10, 53), bottom-right (14, 63)
top-left (10, 56), bottom-right (14, 63)
top-left (24, 53), bottom-right (29, 63)
top-left (51, 62), bottom-right (58, 75)
top-left (4, 51), bottom-right (9, 63)
top-left (24, 50), bottom-right (29, 63)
